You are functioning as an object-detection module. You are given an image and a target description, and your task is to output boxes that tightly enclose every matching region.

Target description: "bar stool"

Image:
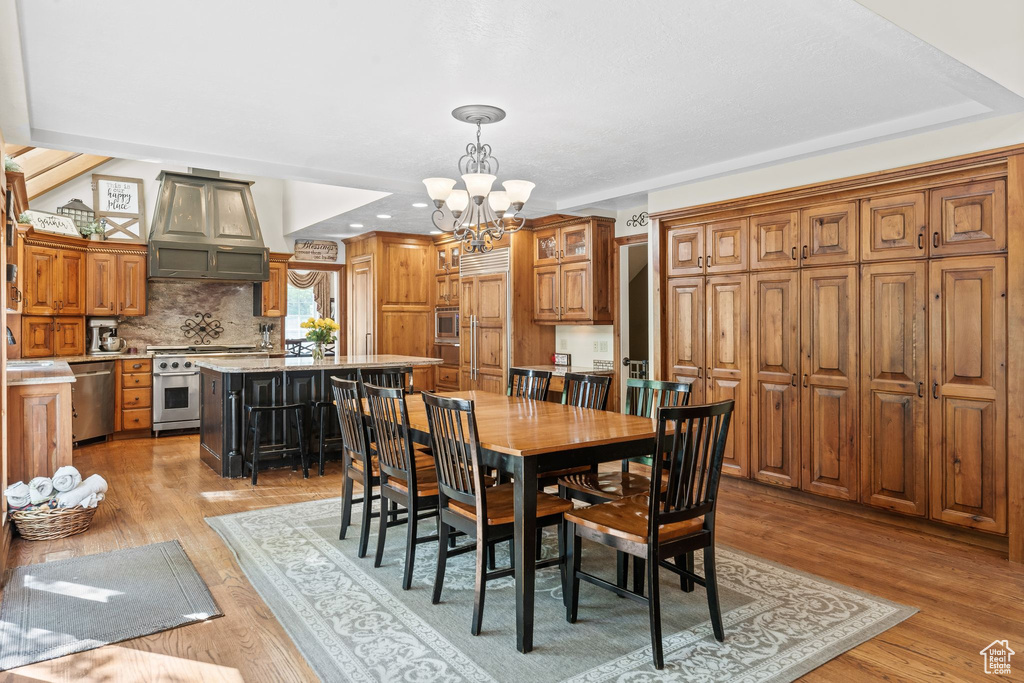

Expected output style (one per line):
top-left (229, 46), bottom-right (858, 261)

top-left (244, 403), bottom-right (308, 485)
top-left (310, 368), bottom-right (358, 475)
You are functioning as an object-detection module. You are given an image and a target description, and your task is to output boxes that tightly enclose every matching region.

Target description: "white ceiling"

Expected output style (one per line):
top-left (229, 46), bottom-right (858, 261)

top-left (4, 0), bottom-right (1022, 227)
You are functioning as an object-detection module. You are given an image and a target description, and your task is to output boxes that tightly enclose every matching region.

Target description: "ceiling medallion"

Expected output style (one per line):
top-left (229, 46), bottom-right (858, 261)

top-left (422, 105), bottom-right (535, 253)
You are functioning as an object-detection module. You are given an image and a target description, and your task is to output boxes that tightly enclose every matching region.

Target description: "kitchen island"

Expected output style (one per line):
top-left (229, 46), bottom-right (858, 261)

top-left (195, 354), bottom-right (442, 477)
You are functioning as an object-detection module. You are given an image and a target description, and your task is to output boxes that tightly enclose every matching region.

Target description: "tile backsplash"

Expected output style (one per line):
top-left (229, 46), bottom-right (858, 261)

top-left (117, 280), bottom-right (278, 349)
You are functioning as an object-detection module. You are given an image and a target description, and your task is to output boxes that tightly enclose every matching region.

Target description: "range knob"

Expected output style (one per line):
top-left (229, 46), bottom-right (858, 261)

top-left (184, 361), bottom-right (192, 368)
top-left (171, 362), bottom-right (179, 369)
top-left (159, 361), bottom-right (168, 369)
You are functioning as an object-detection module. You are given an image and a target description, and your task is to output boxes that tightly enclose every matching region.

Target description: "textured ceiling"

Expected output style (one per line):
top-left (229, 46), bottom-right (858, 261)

top-left (10, 0), bottom-right (1023, 216)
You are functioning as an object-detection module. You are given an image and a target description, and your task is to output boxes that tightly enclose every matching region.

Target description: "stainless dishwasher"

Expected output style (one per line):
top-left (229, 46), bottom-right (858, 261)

top-left (72, 361), bottom-right (116, 441)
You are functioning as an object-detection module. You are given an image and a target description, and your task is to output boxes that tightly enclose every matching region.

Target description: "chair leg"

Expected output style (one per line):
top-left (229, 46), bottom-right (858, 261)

top-left (632, 556), bottom-right (645, 596)
top-left (487, 539), bottom-right (497, 570)
top-left (340, 471), bottom-right (353, 540)
top-left (402, 500), bottom-right (418, 590)
top-left (704, 545), bottom-right (725, 642)
top-left (535, 527), bottom-right (544, 559)
top-left (648, 547), bottom-right (664, 670)
top-left (616, 551), bottom-right (628, 593)
top-left (471, 531), bottom-right (487, 636)
top-left (677, 552), bottom-right (694, 592)
top-left (374, 496), bottom-right (390, 568)
top-left (432, 521), bottom-right (449, 605)
top-left (357, 473), bottom-right (373, 558)
top-left (295, 410), bottom-right (309, 479)
top-left (251, 413), bottom-right (262, 487)
top-left (558, 518), bottom-right (567, 606)
top-left (318, 404), bottom-right (328, 476)
top-left (566, 523), bottom-right (581, 624)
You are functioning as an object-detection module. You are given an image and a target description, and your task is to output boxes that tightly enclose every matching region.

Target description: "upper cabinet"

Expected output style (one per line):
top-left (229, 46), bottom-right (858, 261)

top-left (800, 202), bottom-right (858, 266)
top-left (86, 250), bottom-right (148, 317)
top-left (531, 217), bottom-right (613, 324)
top-left (436, 240), bottom-right (460, 274)
top-left (928, 180), bottom-right (1006, 257)
top-left (254, 259), bottom-right (287, 317)
top-left (24, 245), bottom-right (85, 316)
top-left (665, 219), bottom-right (747, 275)
top-left (434, 239), bottom-right (460, 305)
top-left (750, 212), bottom-right (800, 270)
top-left (860, 192), bottom-right (927, 261)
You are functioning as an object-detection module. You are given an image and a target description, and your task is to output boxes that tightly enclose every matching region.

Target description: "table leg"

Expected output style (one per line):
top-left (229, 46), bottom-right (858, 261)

top-left (513, 456), bottom-right (538, 653)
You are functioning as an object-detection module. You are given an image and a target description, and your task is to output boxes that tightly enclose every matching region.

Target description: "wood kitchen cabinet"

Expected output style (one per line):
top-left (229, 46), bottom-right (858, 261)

top-left (750, 212), bottom-right (800, 270)
top-left (435, 272), bottom-right (459, 306)
top-left (860, 192), bottom-right (927, 261)
top-left (87, 249), bottom-right (148, 317)
top-left (435, 241), bottom-right (460, 274)
top-left (7, 380), bottom-right (73, 483)
top-left (664, 219), bottom-right (747, 275)
top-left (928, 180), bottom-right (1006, 257)
top-left (118, 252), bottom-right (147, 316)
top-left (665, 277), bottom-right (704, 403)
top-left (928, 256), bottom-right (1006, 533)
top-left (461, 272), bottom-right (507, 394)
top-left (531, 216), bottom-right (613, 324)
top-left (21, 315), bottom-right (86, 357)
top-left (800, 202), bottom-right (858, 266)
top-left (6, 224), bottom-right (24, 313)
top-left (860, 261), bottom-right (928, 516)
top-left (706, 274), bottom-right (749, 477)
top-left (254, 259), bottom-right (287, 317)
top-left (23, 245), bottom-right (58, 314)
top-left (116, 358), bottom-right (153, 432)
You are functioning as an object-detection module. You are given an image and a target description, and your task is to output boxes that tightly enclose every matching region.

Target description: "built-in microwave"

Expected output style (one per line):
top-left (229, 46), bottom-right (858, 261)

top-left (435, 306), bottom-right (459, 344)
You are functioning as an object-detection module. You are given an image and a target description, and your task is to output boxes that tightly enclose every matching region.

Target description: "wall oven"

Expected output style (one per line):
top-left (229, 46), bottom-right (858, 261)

top-left (435, 306), bottom-right (459, 344)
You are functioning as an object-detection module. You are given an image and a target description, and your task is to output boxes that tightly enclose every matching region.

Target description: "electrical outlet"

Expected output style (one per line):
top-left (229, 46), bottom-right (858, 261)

top-left (560, 338), bottom-right (568, 350)
top-left (598, 341), bottom-right (609, 353)
top-left (593, 341), bottom-right (600, 352)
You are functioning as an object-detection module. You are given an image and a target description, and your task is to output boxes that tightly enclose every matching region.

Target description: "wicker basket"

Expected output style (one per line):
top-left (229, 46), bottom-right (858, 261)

top-left (10, 505), bottom-right (98, 541)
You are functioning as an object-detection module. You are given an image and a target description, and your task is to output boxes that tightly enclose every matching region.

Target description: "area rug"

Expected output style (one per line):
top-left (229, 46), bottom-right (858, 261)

top-left (0, 540), bottom-right (222, 671)
top-left (208, 499), bottom-right (915, 682)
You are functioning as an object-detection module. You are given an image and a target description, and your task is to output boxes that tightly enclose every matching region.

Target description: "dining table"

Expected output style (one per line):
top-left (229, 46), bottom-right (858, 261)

top-left (394, 390), bottom-right (658, 653)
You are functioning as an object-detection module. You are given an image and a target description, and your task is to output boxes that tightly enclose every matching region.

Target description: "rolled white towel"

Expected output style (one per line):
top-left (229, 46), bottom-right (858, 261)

top-left (52, 466), bottom-right (82, 493)
top-left (4, 481), bottom-right (30, 509)
top-left (56, 474), bottom-right (108, 509)
top-left (28, 477), bottom-right (54, 504)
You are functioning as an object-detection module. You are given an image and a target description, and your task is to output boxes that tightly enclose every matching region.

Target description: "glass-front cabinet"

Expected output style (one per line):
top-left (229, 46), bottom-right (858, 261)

top-left (436, 241), bottom-right (460, 275)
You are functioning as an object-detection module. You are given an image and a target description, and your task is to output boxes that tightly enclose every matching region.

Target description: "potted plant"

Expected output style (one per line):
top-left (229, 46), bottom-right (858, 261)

top-left (80, 220), bottom-right (105, 241)
top-left (299, 317), bottom-right (339, 361)
top-left (3, 154), bottom-right (22, 173)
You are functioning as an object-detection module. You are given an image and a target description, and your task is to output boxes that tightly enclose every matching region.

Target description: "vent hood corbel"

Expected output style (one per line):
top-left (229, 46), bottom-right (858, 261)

top-left (148, 171), bottom-right (270, 281)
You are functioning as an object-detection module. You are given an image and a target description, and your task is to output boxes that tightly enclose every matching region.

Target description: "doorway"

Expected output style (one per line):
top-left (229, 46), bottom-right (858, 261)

top-left (285, 264), bottom-right (344, 356)
top-left (617, 239), bottom-right (649, 408)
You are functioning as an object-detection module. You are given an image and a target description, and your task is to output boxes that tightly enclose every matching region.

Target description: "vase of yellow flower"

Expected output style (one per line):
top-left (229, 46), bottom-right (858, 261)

top-left (299, 317), bottom-right (339, 361)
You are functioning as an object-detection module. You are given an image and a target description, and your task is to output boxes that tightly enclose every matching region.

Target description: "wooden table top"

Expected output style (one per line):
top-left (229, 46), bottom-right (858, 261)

top-left (402, 390), bottom-right (657, 457)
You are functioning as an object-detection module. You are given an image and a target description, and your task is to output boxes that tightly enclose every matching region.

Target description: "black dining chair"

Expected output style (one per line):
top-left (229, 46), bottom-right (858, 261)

top-left (559, 377), bottom-right (692, 590)
top-left (423, 391), bottom-right (573, 636)
top-left (565, 400), bottom-right (735, 670)
top-left (333, 376), bottom-right (434, 557)
top-left (507, 368), bottom-right (552, 401)
top-left (560, 372), bottom-right (612, 410)
top-left (364, 383), bottom-right (441, 589)
top-left (359, 366), bottom-right (414, 394)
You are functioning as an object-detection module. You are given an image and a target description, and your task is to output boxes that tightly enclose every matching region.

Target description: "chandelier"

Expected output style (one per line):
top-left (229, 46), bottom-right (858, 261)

top-left (422, 105), bottom-right (535, 253)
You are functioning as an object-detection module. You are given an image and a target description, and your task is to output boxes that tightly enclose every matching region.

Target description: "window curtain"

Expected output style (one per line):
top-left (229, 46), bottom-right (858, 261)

top-left (287, 270), bottom-right (333, 319)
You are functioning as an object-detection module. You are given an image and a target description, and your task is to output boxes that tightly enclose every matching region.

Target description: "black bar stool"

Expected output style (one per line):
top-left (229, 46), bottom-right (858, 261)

top-left (244, 403), bottom-right (308, 485)
top-left (310, 368), bottom-right (358, 475)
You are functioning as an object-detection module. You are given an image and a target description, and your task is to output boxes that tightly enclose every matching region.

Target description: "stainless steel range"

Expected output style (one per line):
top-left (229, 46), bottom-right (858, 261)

top-left (150, 345), bottom-right (263, 432)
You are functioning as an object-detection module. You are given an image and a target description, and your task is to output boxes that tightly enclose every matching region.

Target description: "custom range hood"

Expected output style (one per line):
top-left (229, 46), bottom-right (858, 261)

top-left (148, 170), bottom-right (269, 281)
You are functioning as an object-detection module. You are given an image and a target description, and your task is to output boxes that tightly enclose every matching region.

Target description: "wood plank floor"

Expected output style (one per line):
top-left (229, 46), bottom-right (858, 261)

top-left (1, 434), bottom-right (1021, 682)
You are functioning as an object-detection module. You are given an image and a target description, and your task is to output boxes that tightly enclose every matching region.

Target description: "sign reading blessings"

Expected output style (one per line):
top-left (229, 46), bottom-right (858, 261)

top-left (292, 239), bottom-right (339, 262)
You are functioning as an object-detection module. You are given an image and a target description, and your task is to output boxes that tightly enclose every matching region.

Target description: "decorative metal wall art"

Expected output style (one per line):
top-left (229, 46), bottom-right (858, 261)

top-left (626, 211), bottom-right (649, 229)
top-left (180, 312), bottom-right (224, 345)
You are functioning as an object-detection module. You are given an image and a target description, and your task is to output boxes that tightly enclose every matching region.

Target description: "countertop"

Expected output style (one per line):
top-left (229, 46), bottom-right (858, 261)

top-left (194, 354), bottom-right (444, 373)
top-left (37, 353), bottom-right (154, 364)
top-left (513, 364), bottom-right (615, 377)
top-left (7, 360), bottom-right (77, 386)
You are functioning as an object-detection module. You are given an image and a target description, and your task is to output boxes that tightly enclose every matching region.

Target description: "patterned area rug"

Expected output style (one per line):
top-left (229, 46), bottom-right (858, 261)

top-left (208, 498), bottom-right (915, 682)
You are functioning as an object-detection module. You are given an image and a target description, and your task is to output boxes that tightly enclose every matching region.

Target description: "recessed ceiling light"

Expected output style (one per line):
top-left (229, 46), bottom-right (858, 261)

top-left (412, 202), bottom-right (428, 208)
top-left (376, 214), bottom-right (392, 219)
top-left (429, 230), bottom-right (443, 235)
top-left (349, 223), bottom-right (363, 228)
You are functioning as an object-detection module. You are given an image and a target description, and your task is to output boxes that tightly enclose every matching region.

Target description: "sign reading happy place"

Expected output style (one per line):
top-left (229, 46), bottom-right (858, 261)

top-left (96, 177), bottom-right (141, 214)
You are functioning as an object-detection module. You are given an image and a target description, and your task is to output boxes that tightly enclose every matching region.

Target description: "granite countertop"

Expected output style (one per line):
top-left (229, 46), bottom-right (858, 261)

top-left (194, 354), bottom-right (444, 373)
top-left (514, 364), bottom-right (615, 378)
top-left (39, 352), bottom-right (154, 364)
top-left (7, 360), bottom-right (77, 386)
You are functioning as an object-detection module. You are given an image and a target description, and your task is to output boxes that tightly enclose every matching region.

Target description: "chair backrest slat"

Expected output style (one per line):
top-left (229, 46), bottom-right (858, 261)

top-left (422, 392), bottom-right (488, 512)
top-left (364, 382), bottom-right (417, 489)
top-left (507, 368), bottom-right (552, 401)
top-left (358, 366), bottom-right (413, 395)
top-left (331, 376), bottom-right (372, 471)
top-left (561, 373), bottom-right (611, 410)
top-left (624, 377), bottom-right (692, 417)
top-left (648, 400), bottom-right (734, 539)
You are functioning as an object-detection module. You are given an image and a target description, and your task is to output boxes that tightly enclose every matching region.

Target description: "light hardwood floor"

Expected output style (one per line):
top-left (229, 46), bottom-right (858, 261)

top-left (1, 435), bottom-right (1021, 682)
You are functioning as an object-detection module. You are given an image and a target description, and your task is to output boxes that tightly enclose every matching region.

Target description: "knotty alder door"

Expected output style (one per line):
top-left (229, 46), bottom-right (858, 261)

top-left (929, 256), bottom-right (1007, 533)
top-left (860, 261), bottom-right (928, 516)
top-left (705, 274), bottom-right (749, 477)
top-left (800, 266), bottom-right (858, 501)
top-left (348, 255), bottom-right (374, 355)
top-left (749, 271), bottom-right (800, 487)
top-left (86, 251), bottom-right (117, 315)
top-left (461, 273), bottom-right (507, 394)
top-left (665, 277), bottom-right (704, 403)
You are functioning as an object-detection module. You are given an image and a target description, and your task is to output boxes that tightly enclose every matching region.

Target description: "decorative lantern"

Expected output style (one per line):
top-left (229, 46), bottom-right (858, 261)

top-left (57, 198), bottom-right (95, 231)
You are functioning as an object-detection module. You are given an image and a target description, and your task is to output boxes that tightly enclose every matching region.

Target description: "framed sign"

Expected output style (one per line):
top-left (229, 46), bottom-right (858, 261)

top-left (22, 210), bottom-right (80, 237)
top-left (92, 174), bottom-right (146, 242)
top-left (292, 239), bottom-right (339, 262)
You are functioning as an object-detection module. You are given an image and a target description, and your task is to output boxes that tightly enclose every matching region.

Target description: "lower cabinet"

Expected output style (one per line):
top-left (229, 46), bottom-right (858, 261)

top-left (117, 359), bottom-right (153, 432)
top-left (8, 380), bottom-right (73, 482)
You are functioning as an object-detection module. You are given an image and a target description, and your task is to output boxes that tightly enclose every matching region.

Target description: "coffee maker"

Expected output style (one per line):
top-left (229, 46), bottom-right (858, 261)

top-left (88, 318), bottom-right (127, 355)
